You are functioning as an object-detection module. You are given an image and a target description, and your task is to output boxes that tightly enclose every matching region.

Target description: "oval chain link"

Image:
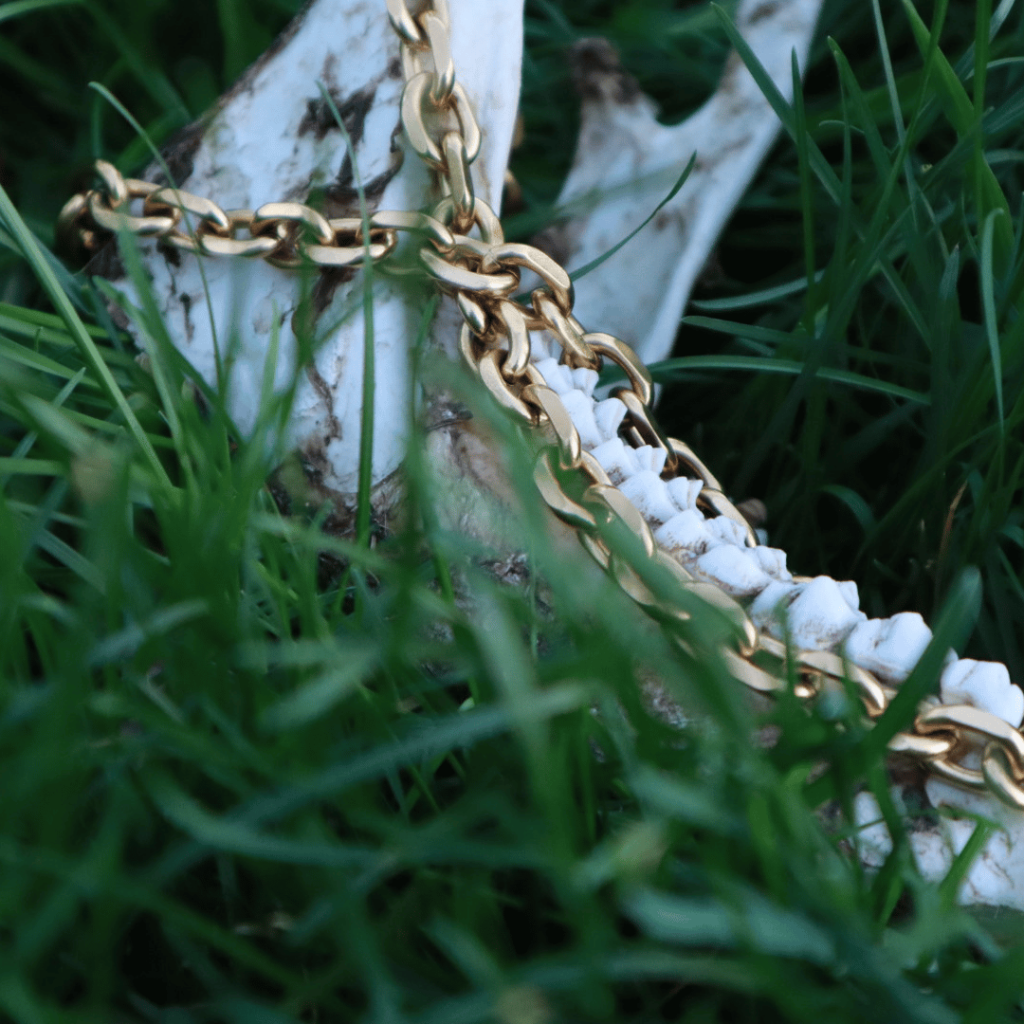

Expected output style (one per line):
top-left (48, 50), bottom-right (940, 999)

top-left (56, 0), bottom-right (1024, 812)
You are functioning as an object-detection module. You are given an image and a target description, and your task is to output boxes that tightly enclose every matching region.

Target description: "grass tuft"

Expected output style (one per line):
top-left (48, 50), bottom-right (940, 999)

top-left (2, 0), bottom-right (1024, 1020)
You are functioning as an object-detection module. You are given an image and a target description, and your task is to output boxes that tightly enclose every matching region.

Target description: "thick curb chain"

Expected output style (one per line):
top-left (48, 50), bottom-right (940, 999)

top-left (57, 0), bottom-right (1024, 812)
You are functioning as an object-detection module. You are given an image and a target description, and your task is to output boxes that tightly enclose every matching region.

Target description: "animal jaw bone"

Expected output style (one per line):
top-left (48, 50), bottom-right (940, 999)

top-left (90, 0), bottom-right (1024, 909)
top-left (548, 0), bottom-right (825, 366)
top-left (111, 0), bottom-right (524, 507)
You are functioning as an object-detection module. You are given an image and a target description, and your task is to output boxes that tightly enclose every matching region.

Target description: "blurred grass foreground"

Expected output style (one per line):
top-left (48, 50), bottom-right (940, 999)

top-left (3, 0), bottom-right (1024, 1020)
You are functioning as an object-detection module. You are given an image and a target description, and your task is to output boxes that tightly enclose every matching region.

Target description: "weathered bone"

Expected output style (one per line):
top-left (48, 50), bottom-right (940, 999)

top-left (547, 0), bottom-right (825, 365)
top-left (97, 0), bottom-right (1024, 908)
top-left (529, 350), bottom-right (1024, 913)
top-left (113, 0), bottom-right (523, 517)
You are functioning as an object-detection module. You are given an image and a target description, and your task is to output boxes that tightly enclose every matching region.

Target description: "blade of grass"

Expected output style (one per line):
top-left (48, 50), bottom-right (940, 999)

top-left (567, 153), bottom-right (697, 284)
top-left (319, 81), bottom-right (377, 551)
top-left (901, 0), bottom-right (1014, 274)
top-left (0, 185), bottom-right (171, 488)
top-left (89, 81), bottom-right (225, 397)
top-left (791, 52), bottom-right (817, 334)
top-left (0, 0), bottom-right (81, 25)
top-left (689, 272), bottom-right (824, 311)
top-left (654, 351), bottom-right (930, 405)
top-left (979, 208), bottom-right (1006, 434)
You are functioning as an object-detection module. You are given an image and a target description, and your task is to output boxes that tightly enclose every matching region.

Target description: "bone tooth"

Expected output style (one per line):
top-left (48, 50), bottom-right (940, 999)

top-left (843, 612), bottom-right (933, 685)
top-left (836, 580), bottom-right (860, 613)
top-left (571, 366), bottom-right (600, 397)
top-left (654, 509), bottom-right (716, 556)
top-left (941, 658), bottom-right (1024, 728)
top-left (593, 397), bottom-right (628, 443)
top-left (619, 470), bottom-right (681, 526)
top-left (666, 476), bottom-right (703, 512)
top-left (590, 436), bottom-right (640, 485)
top-left (694, 544), bottom-right (772, 598)
top-left (633, 445), bottom-right (668, 476)
top-left (750, 545), bottom-right (791, 581)
top-left (534, 357), bottom-right (574, 395)
top-left (784, 576), bottom-right (866, 651)
top-left (558, 388), bottom-right (603, 450)
top-left (750, 580), bottom-right (804, 631)
top-left (705, 515), bottom-right (749, 548)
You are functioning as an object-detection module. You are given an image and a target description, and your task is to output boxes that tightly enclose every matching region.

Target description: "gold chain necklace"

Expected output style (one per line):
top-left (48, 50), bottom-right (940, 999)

top-left (56, 0), bottom-right (1024, 811)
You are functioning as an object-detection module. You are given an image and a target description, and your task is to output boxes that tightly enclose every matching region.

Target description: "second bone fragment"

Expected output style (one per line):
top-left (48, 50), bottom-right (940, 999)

top-left (547, 0), bottom-right (824, 366)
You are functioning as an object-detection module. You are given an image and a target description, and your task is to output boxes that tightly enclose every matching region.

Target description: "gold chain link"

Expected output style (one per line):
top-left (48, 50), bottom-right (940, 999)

top-left (56, 0), bottom-right (1024, 811)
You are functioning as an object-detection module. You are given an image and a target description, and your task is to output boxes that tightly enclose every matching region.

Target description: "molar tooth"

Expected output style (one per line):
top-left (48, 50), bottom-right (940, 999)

top-left (705, 515), bottom-right (748, 548)
top-left (941, 659), bottom-right (1024, 728)
top-left (619, 471), bottom-right (678, 525)
top-left (784, 576), bottom-right (865, 651)
top-left (590, 437), bottom-right (639, 485)
top-left (837, 580), bottom-right (860, 613)
top-left (558, 389), bottom-right (602, 450)
top-left (571, 366), bottom-right (600, 396)
top-left (694, 545), bottom-right (772, 598)
top-left (750, 580), bottom-right (804, 631)
top-left (750, 546), bottom-right (791, 581)
top-left (593, 397), bottom-right (628, 443)
top-left (534, 357), bottom-right (573, 395)
top-left (654, 509), bottom-right (714, 556)
top-left (843, 612), bottom-right (933, 685)
top-left (666, 476), bottom-right (703, 512)
top-left (633, 445), bottom-right (668, 475)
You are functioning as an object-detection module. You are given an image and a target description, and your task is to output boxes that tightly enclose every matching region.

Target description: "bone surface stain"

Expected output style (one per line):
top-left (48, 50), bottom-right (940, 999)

top-left (299, 86), bottom-right (375, 143)
top-left (747, 0), bottom-right (782, 24)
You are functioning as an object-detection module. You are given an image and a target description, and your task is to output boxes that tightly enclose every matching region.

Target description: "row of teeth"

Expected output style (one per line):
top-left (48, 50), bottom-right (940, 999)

top-left (531, 347), bottom-right (1024, 729)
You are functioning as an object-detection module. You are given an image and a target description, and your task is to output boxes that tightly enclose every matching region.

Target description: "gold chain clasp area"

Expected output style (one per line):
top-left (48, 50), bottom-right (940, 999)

top-left (55, 0), bottom-right (1024, 812)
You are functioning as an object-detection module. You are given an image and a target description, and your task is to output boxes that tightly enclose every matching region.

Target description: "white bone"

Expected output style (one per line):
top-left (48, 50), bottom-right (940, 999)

top-left (98, 0), bottom-right (1024, 908)
top-left (554, 0), bottom-right (825, 366)
top-left (666, 476), bottom-right (703, 512)
top-left (843, 613), bottom-right (933, 685)
top-left (784, 576), bottom-right (865, 651)
top-left (619, 471), bottom-right (679, 526)
top-left (558, 389), bottom-right (603, 450)
top-left (694, 544), bottom-right (771, 598)
top-left (941, 659), bottom-right (1024, 728)
top-left (654, 509), bottom-right (715, 556)
top-left (593, 397), bottom-right (628, 443)
top-left (118, 0), bottom-right (524, 500)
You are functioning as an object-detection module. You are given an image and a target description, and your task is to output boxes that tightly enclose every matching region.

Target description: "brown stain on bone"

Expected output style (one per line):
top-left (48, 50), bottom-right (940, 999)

top-left (747, 1), bottom-right (782, 25)
top-left (304, 361), bottom-right (343, 444)
top-left (570, 38), bottom-right (643, 105)
top-left (298, 84), bottom-right (375, 143)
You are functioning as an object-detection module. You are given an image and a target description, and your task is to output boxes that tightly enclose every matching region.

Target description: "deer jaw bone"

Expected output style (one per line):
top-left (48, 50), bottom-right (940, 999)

top-left (550, 0), bottom-right (824, 366)
top-left (115, 0), bottom-right (523, 507)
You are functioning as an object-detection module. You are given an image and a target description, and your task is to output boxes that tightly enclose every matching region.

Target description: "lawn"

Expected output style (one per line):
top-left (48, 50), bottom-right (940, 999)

top-left (2, 0), bottom-right (1024, 1020)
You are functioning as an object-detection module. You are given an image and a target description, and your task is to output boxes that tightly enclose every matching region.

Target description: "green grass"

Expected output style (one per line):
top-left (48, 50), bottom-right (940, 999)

top-left (3, 0), bottom-right (1024, 1020)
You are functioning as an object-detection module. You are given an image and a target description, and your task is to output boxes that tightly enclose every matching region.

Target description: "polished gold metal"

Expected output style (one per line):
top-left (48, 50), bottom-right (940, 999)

top-left (59, 0), bottom-right (1024, 811)
top-left (522, 383), bottom-right (583, 470)
top-left (585, 332), bottom-right (653, 405)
